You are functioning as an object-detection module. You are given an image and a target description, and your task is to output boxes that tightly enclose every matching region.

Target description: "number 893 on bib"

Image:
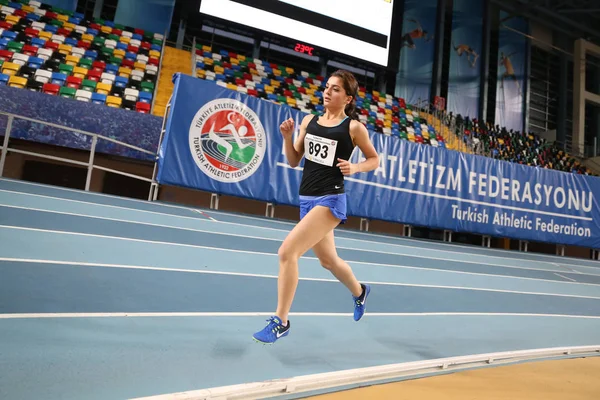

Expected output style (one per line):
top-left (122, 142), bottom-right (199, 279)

top-left (304, 133), bottom-right (338, 167)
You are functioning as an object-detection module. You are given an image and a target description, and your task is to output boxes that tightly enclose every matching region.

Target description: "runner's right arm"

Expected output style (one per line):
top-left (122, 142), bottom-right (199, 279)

top-left (281, 114), bottom-right (313, 168)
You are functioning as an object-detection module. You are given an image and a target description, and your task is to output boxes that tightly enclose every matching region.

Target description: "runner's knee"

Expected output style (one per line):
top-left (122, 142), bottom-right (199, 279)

top-left (278, 242), bottom-right (300, 263)
top-left (319, 255), bottom-right (339, 271)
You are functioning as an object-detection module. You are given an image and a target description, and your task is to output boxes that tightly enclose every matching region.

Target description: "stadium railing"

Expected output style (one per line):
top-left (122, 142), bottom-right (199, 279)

top-left (0, 110), bottom-right (159, 200)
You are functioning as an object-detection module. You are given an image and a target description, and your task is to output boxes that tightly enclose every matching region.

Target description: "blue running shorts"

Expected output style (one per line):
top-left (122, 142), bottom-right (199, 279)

top-left (299, 193), bottom-right (347, 224)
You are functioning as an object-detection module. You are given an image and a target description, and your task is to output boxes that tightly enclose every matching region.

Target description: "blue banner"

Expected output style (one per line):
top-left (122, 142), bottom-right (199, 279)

top-left (395, 0), bottom-right (437, 106)
top-left (447, 0), bottom-right (484, 118)
top-left (158, 74), bottom-right (600, 248)
top-left (495, 12), bottom-right (528, 132)
top-left (0, 85), bottom-right (161, 161)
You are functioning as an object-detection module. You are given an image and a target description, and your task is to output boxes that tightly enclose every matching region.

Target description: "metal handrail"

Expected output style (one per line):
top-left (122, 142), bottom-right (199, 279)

top-left (150, 33), bottom-right (168, 115)
top-left (0, 111), bottom-right (159, 200)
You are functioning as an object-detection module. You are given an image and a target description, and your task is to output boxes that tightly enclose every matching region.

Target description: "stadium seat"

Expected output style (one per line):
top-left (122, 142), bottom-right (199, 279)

top-left (106, 95), bottom-right (121, 108)
top-left (65, 75), bottom-right (81, 88)
top-left (91, 92), bottom-right (106, 104)
top-left (50, 72), bottom-right (66, 85)
top-left (135, 101), bottom-right (150, 113)
top-left (96, 81), bottom-right (111, 94)
top-left (1, 60), bottom-right (18, 75)
top-left (26, 77), bottom-right (43, 92)
top-left (42, 82), bottom-right (59, 95)
top-left (33, 68), bottom-right (51, 83)
top-left (0, 72), bottom-right (8, 85)
top-left (17, 64), bottom-right (34, 79)
top-left (59, 86), bottom-right (75, 98)
top-left (8, 74), bottom-right (26, 88)
top-left (75, 89), bottom-right (91, 102)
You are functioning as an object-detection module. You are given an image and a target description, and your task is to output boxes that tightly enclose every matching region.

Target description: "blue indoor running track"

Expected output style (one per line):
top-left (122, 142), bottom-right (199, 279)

top-left (0, 177), bottom-right (599, 399)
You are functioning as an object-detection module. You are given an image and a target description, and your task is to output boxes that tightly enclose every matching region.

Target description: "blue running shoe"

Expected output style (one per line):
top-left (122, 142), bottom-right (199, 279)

top-left (353, 284), bottom-right (370, 321)
top-left (253, 316), bottom-right (290, 344)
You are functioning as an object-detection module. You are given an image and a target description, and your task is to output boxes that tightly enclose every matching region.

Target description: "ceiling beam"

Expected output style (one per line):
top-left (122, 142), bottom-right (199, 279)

top-left (493, 0), bottom-right (600, 43)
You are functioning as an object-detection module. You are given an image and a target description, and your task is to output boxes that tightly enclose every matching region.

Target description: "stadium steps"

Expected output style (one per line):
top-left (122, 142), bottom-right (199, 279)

top-left (423, 112), bottom-right (472, 153)
top-left (152, 45), bottom-right (192, 117)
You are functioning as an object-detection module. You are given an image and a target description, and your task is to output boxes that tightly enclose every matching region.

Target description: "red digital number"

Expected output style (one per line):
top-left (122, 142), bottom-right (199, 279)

top-left (295, 43), bottom-right (314, 56)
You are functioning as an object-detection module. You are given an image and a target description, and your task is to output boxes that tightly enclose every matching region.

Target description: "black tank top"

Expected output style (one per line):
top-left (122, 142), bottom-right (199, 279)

top-left (299, 115), bottom-right (355, 196)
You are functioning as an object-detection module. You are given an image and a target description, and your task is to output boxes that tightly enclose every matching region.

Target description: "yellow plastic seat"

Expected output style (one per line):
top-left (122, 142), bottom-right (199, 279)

top-left (6, 15), bottom-right (20, 25)
top-left (72, 66), bottom-right (88, 79)
top-left (2, 62), bottom-right (19, 76)
top-left (58, 44), bottom-right (72, 56)
top-left (96, 82), bottom-right (112, 95)
top-left (106, 95), bottom-right (122, 108)
top-left (81, 33), bottom-right (94, 43)
top-left (118, 66), bottom-right (132, 78)
top-left (113, 49), bottom-right (126, 59)
top-left (38, 31), bottom-right (52, 41)
top-left (65, 55), bottom-right (80, 66)
top-left (8, 75), bottom-right (27, 88)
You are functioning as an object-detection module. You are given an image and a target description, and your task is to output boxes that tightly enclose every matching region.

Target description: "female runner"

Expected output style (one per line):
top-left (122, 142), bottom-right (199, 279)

top-left (253, 69), bottom-right (379, 344)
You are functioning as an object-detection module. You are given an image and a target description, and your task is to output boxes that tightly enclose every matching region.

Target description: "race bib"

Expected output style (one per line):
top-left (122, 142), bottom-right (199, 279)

top-left (304, 133), bottom-right (337, 167)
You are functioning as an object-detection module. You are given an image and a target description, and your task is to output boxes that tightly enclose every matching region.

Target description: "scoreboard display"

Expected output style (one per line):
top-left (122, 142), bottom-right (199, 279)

top-left (199, 0), bottom-right (395, 66)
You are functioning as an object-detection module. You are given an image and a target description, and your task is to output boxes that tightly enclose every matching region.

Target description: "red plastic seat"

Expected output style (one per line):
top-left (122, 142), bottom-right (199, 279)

top-left (66, 76), bottom-right (82, 89)
top-left (135, 101), bottom-right (150, 113)
top-left (57, 28), bottom-right (71, 37)
top-left (86, 70), bottom-right (102, 82)
top-left (92, 61), bottom-right (106, 72)
top-left (22, 45), bottom-right (37, 56)
top-left (0, 50), bottom-right (14, 61)
top-left (25, 28), bottom-right (40, 38)
top-left (44, 41), bottom-right (59, 51)
top-left (121, 59), bottom-right (134, 69)
top-left (42, 83), bottom-right (60, 95)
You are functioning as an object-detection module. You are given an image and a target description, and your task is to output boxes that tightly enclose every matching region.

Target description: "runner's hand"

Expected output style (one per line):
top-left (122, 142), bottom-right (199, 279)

top-left (337, 158), bottom-right (358, 176)
top-left (280, 118), bottom-right (294, 139)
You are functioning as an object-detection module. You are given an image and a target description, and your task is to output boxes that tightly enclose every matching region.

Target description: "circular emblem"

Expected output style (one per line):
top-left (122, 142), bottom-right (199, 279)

top-left (189, 99), bottom-right (266, 183)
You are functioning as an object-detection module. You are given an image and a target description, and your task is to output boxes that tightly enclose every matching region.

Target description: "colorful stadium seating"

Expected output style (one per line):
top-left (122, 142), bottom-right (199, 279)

top-left (457, 116), bottom-right (594, 175)
top-left (0, 0), bottom-right (163, 114)
top-left (191, 42), bottom-right (597, 175)
top-left (193, 43), bottom-right (448, 150)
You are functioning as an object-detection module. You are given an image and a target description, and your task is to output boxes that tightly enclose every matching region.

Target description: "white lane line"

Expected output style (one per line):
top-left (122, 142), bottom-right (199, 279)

top-left (4, 225), bottom-right (600, 288)
top-left (0, 178), bottom-right (197, 213)
top-left (3, 179), bottom-right (599, 269)
top-left (192, 209), bottom-right (217, 221)
top-left (555, 273), bottom-right (577, 282)
top-left (0, 202), bottom-right (591, 276)
top-left (3, 188), bottom-right (593, 271)
top-left (3, 257), bottom-right (600, 300)
top-left (2, 312), bottom-right (600, 319)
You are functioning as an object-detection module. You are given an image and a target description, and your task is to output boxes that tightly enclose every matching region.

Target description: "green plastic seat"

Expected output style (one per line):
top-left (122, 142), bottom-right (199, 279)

top-left (82, 79), bottom-right (97, 92)
top-left (59, 63), bottom-right (74, 75)
top-left (59, 86), bottom-right (76, 98)
top-left (140, 81), bottom-right (154, 93)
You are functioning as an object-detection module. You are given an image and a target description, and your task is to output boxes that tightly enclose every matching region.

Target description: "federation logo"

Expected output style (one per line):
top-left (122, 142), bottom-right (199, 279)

top-left (189, 98), bottom-right (266, 183)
